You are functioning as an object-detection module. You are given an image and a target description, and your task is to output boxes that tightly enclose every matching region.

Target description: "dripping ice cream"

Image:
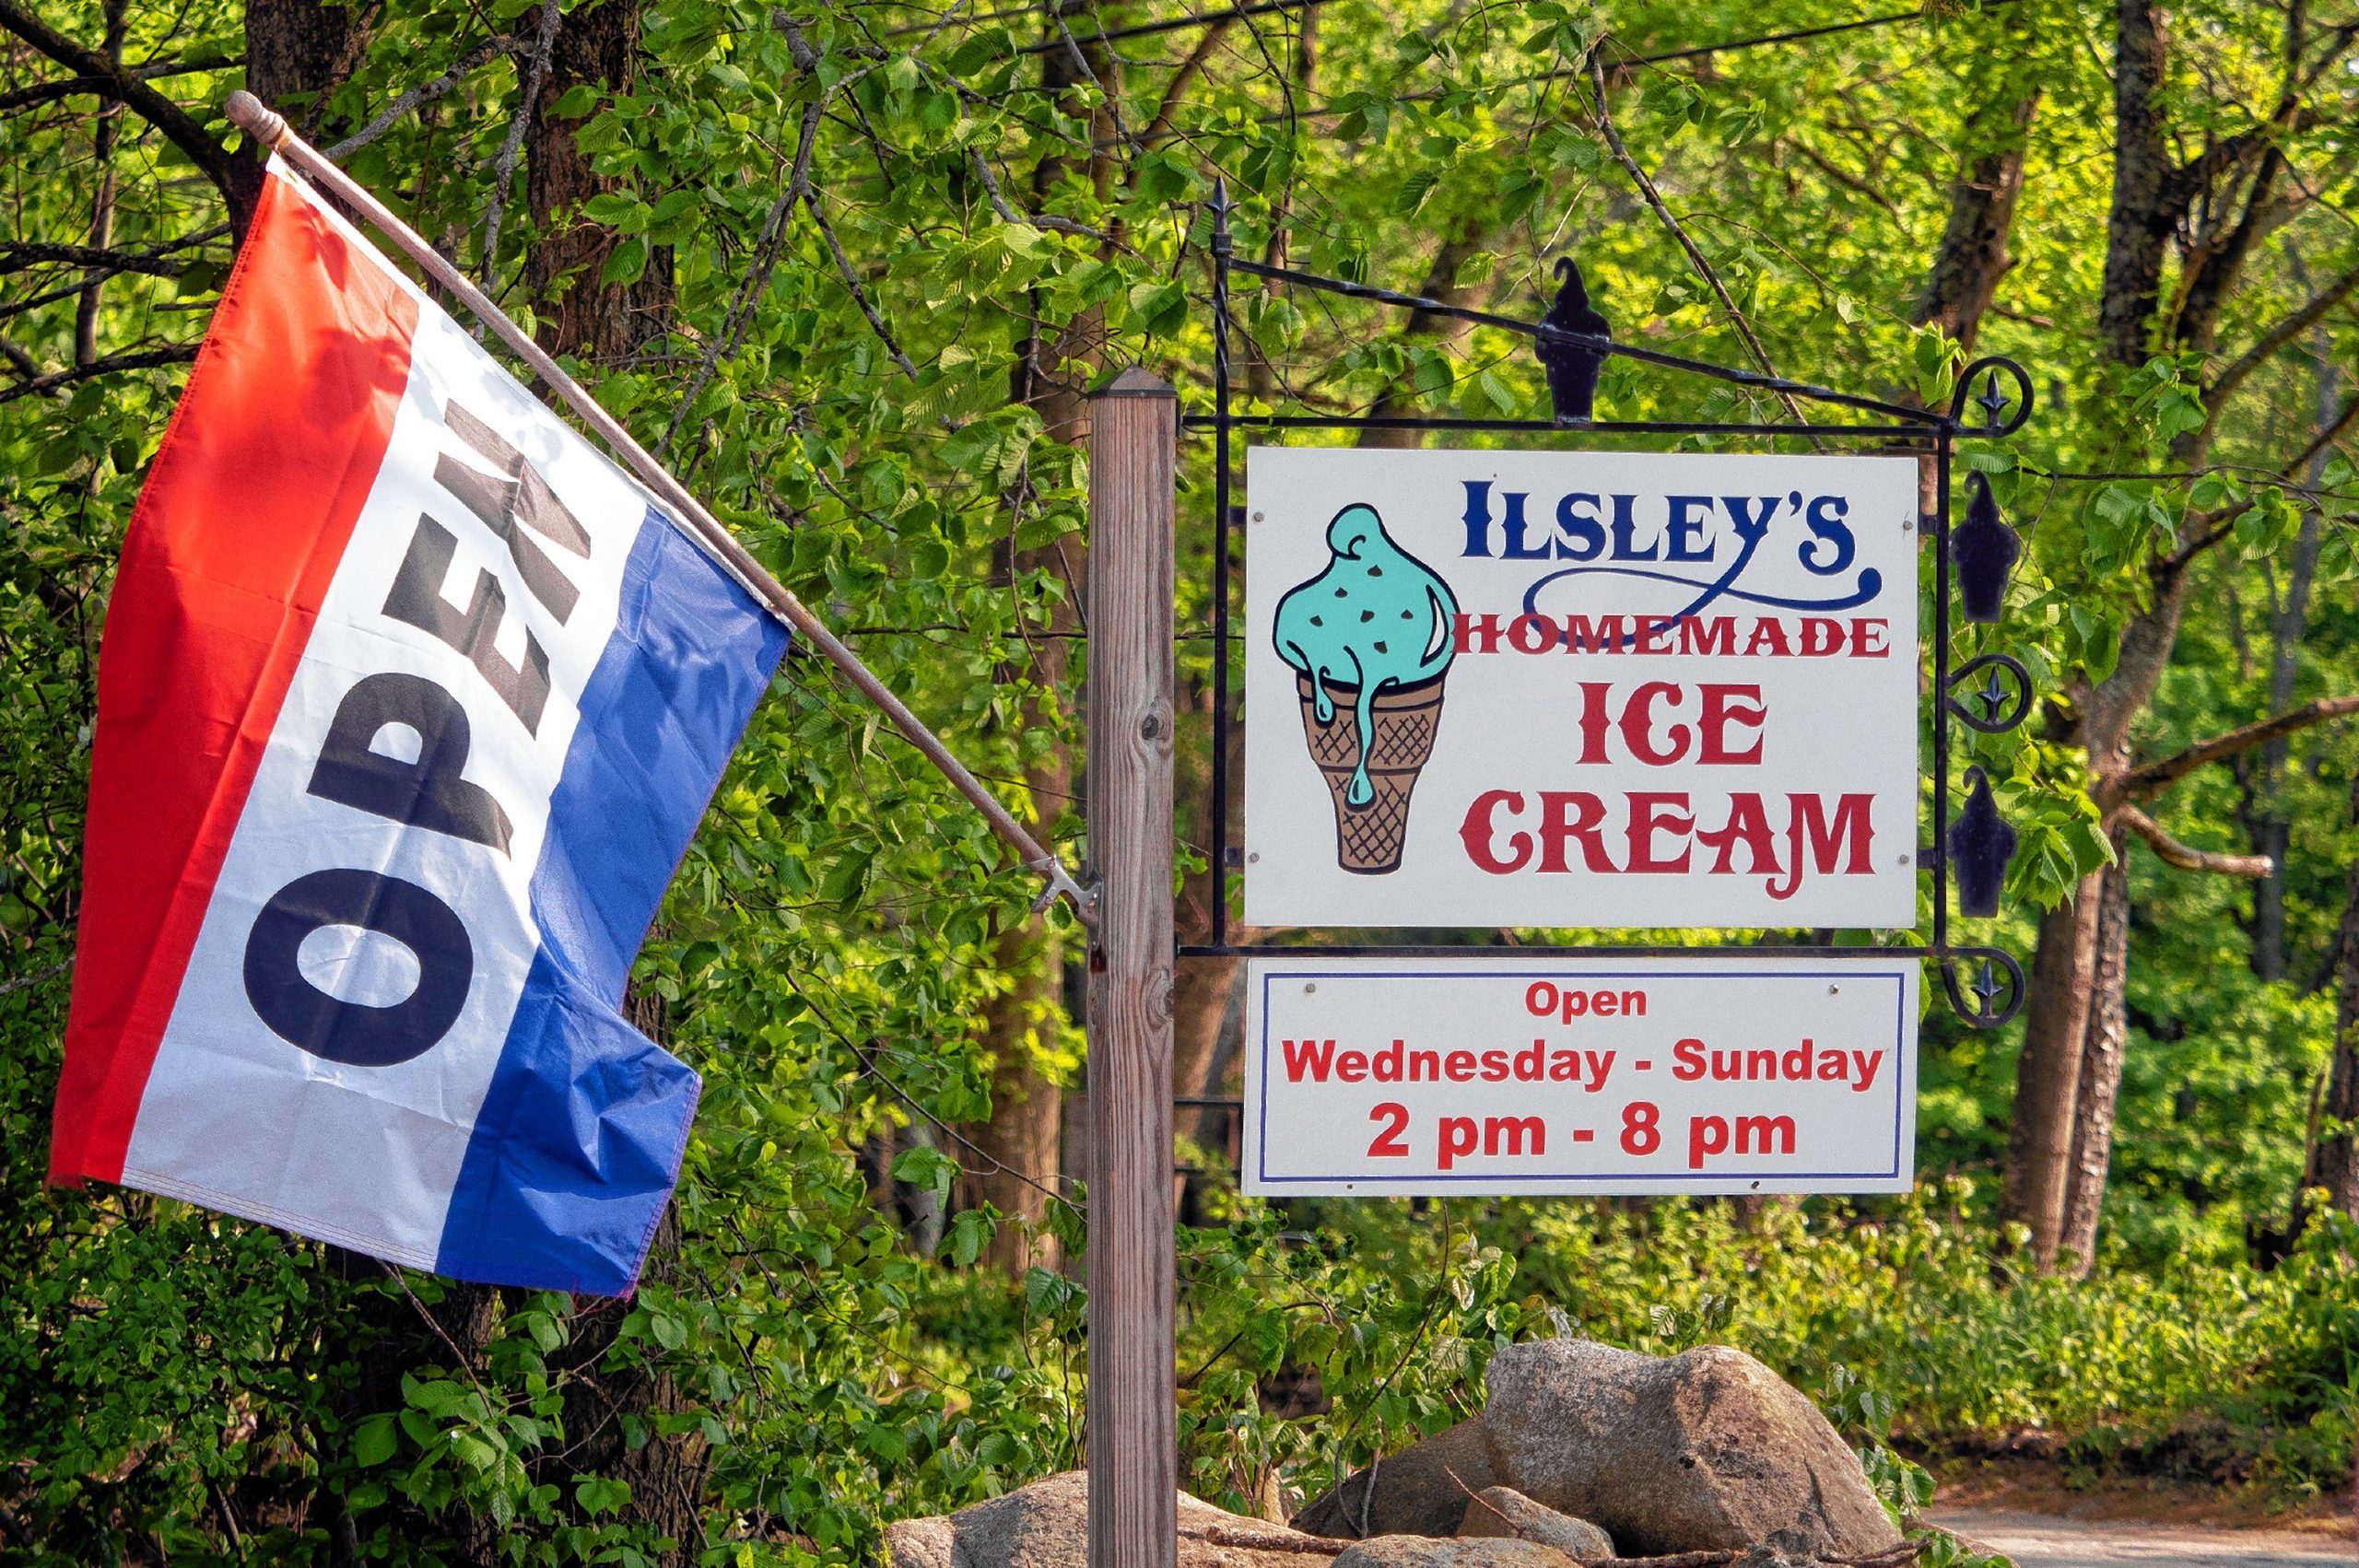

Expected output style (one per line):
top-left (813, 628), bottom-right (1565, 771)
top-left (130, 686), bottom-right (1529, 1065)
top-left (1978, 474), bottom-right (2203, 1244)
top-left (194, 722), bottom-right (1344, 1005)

top-left (1272, 502), bottom-right (1459, 872)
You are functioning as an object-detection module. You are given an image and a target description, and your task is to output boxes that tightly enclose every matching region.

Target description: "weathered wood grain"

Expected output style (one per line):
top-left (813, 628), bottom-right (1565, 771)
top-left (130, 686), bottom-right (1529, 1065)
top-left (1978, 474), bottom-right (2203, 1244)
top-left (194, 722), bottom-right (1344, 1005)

top-left (1085, 367), bottom-right (1179, 1568)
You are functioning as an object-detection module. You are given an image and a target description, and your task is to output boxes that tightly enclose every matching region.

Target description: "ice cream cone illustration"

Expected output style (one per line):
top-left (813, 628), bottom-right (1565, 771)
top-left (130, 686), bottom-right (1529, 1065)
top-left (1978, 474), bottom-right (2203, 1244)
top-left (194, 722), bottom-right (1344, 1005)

top-left (1272, 502), bottom-right (1459, 873)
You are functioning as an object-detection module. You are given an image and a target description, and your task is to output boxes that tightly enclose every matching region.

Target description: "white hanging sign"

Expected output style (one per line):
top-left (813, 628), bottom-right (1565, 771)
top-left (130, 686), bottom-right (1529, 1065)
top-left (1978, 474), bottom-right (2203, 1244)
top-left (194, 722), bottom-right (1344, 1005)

top-left (1240, 954), bottom-right (1920, 1196)
top-left (1241, 446), bottom-right (1920, 930)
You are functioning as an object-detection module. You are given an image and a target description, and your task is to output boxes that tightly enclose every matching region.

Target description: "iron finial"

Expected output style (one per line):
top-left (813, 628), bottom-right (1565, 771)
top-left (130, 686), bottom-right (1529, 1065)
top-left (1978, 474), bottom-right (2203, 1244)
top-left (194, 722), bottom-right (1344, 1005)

top-left (1947, 765), bottom-right (2018, 919)
top-left (1536, 256), bottom-right (1611, 423)
top-left (1954, 471), bottom-right (2021, 624)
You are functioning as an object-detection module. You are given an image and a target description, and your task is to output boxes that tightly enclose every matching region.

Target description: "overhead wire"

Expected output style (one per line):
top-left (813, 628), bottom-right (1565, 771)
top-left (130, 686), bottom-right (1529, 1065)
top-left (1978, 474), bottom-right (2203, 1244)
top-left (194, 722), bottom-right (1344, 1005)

top-left (878, 0), bottom-right (2013, 151)
top-left (880, 0), bottom-right (1994, 78)
top-left (881, 0), bottom-right (1323, 41)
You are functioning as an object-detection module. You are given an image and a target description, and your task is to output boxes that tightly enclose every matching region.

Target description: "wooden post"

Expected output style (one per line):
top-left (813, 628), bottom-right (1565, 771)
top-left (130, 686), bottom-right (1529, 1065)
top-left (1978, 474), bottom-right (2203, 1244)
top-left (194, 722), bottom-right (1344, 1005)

top-left (1085, 368), bottom-right (1178, 1568)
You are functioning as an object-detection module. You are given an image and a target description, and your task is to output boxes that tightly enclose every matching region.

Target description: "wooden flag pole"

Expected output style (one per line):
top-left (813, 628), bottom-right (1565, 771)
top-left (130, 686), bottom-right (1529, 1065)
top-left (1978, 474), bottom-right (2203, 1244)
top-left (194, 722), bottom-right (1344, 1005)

top-left (1083, 369), bottom-right (1179, 1568)
top-left (221, 90), bottom-right (1092, 924)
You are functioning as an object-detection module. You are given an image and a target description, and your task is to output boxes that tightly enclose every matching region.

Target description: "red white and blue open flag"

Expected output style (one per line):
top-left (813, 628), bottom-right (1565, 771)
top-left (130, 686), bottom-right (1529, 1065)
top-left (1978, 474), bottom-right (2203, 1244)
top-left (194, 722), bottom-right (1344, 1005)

top-left (48, 158), bottom-right (788, 1295)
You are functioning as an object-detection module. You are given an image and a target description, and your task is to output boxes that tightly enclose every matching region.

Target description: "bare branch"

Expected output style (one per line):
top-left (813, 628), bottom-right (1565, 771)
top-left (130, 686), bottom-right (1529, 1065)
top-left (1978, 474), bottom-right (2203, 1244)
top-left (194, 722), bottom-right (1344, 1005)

top-left (2117, 804), bottom-right (2275, 876)
top-left (0, 959), bottom-right (69, 999)
top-left (1588, 56), bottom-right (1810, 429)
top-left (656, 92), bottom-right (823, 458)
top-left (805, 190), bottom-right (921, 380)
top-left (0, 0), bottom-right (251, 224)
top-left (2119, 693), bottom-right (2359, 800)
top-left (2206, 259), bottom-right (2359, 412)
top-left (1143, 16), bottom-right (1234, 146)
top-left (0, 342), bottom-right (196, 404)
top-left (0, 225), bottom-right (229, 324)
top-left (0, 74), bottom-right (102, 111)
top-left (2167, 389), bottom-right (2359, 570)
top-left (965, 148), bottom-right (1107, 240)
top-left (0, 54), bottom-right (239, 114)
top-left (0, 240), bottom-right (188, 279)
top-left (323, 34), bottom-right (514, 161)
top-left (477, 0), bottom-right (560, 293)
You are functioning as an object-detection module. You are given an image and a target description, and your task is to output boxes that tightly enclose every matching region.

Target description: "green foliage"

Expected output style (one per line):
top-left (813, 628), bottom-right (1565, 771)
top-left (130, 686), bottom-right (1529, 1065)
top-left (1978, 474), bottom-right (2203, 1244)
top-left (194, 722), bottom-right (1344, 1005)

top-left (6, 0), bottom-right (2359, 1558)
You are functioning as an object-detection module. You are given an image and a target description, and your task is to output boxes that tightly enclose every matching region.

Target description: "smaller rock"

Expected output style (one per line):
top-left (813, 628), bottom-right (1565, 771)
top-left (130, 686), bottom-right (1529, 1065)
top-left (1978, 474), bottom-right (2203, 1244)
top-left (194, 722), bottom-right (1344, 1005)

top-left (1454, 1488), bottom-right (1614, 1560)
top-left (1332, 1538), bottom-right (1582, 1568)
top-left (884, 1470), bottom-right (1327, 1567)
top-left (1292, 1419), bottom-right (1504, 1537)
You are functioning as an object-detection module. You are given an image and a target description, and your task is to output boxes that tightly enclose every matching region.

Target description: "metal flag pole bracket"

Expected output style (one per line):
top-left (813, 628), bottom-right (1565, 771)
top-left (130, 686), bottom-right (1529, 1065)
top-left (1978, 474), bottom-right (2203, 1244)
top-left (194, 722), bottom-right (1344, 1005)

top-left (1193, 181), bottom-right (2036, 1028)
top-left (221, 91), bottom-right (1093, 928)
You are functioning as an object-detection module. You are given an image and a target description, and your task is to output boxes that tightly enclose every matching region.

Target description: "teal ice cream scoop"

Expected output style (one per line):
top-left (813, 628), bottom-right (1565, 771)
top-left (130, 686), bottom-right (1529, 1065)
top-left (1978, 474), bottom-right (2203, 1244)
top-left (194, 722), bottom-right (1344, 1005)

top-left (1273, 502), bottom-right (1459, 806)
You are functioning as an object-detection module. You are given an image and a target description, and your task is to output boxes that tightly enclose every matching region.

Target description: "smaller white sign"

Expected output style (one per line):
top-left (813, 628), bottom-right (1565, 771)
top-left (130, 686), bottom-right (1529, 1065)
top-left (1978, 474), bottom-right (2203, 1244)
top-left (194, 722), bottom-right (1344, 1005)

top-left (1242, 955), bottom-right (1919, 1196)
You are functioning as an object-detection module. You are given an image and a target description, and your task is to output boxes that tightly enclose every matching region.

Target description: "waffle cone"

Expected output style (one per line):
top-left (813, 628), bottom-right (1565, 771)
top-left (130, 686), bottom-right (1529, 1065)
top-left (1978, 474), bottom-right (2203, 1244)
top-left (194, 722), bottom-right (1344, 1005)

top-left (1296, 673), bottom-right (1448, 873)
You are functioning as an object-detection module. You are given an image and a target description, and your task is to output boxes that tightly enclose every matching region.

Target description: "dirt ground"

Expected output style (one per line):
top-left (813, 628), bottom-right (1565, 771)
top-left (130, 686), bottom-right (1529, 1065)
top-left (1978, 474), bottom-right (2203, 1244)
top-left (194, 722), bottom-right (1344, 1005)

top-left (1930, 1458), bottom-right (2353, 1531)
top-left (1924, 1463), bottom-right (2355, 1567)
top-left (1926, 1506), bottom-right (2355, 1566)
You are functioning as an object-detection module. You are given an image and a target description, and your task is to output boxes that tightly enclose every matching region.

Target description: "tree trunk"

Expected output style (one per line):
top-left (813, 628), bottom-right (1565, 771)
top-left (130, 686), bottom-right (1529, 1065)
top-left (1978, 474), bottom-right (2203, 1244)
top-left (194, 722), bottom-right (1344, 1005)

top-left (1171, 670), bottom-right (1239, 1159)
top-left (2003, 537), bottom-right (2192, 1264)
top-left (524, 0), bottom-right (674, 362)
top-left (245, 0), bottom-right (358, 128)
top-left (546, 1199), bottom-right (708, 1564)
top-left (2001, 877), bottom-right (2105, 1260)
top-left (1915, 88), bottom-right (2039, 351)
top-left (2059, 834), bottom-right (2132, 1271)
top-left (73, 2), bottom-right (126, 370)
top-left (2314, 772), bottom-right (2359, 1218)
top-left (966, 928), bottom-right (1074, 1273)
top-left (241, 7), bottom-right (510, 1555)
top-left (1358, 217), bottom-right (1487, 447)
top-left (2241, 335), bottom-right (2334, 979)
top-left (2097, 0), bottom-right (2176, 366)
top-left (325, 1249), bottom-right (502, 1564)
top-left (513, 27), bottom-right (704, 1550)
top-left (959, 6), bottom-right (1119, 1275)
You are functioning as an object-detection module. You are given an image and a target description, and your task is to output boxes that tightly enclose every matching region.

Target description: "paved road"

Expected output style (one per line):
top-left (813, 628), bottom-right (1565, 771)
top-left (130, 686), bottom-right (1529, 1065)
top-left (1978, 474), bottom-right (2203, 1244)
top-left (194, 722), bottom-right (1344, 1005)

top-left (1928, 1507), bottom-right (2355, 1567)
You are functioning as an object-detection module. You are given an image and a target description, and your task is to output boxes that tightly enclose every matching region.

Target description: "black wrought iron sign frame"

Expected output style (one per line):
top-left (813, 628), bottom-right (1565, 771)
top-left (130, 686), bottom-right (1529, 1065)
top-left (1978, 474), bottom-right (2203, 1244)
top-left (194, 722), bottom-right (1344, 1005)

top-left (1181, 182), bottom-right (2036, 1028)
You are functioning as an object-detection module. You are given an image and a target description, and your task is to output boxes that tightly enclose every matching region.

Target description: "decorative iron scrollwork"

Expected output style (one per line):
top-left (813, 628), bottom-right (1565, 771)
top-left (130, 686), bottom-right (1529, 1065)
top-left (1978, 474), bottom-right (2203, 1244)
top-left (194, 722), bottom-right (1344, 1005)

top-left (1537, 259), bottom-right (1611, 423)
top-left (1948, 766), bottom-right (2017, 919)
top-left (1954, 472), bottom-right (2021, 623)
top-left (1194, 235), bottom-right (2036, 1030)
top-left (1947, 356), bottom-right (2033, 438)
top-left (1945, 651), bottom-right (2033, 734)
top-left (1939, 945), bottom-right (2025, 1029)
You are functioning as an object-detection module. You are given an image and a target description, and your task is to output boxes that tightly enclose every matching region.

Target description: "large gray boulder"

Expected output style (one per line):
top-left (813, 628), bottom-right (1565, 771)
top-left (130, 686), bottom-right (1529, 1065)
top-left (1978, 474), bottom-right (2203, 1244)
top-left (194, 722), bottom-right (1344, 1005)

top-left (1453, 1487), bottom-right (1615, 1560)
top-left (1332, 1539), bottom-right (1582, 1568)
top-left (885, 1470), bottom-right (1324, 1567)
top-left (1295, 1340), bottom-right (1901, 1559)
top-left (1482, 1340), bottom-right (1901, 1557)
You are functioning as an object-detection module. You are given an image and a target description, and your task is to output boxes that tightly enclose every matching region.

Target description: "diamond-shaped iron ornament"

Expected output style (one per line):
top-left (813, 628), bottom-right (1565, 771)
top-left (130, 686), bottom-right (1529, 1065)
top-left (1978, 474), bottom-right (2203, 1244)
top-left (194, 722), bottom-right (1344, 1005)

top-left (1948, 766), bottom-right (2017, 919)
top-left (1536, 257), bottom-right (1611, 423)
top-left (1972, 961), bottom-right (2003, 1007)
top-left (1954, 472), bottom-right (2021, 624)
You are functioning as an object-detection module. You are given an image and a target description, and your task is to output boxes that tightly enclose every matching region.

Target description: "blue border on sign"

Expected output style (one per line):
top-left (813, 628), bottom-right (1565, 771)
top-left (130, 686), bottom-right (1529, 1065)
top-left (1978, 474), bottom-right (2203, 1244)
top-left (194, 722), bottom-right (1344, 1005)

top-left (1250, 967), bottom-right (1912, 1186)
